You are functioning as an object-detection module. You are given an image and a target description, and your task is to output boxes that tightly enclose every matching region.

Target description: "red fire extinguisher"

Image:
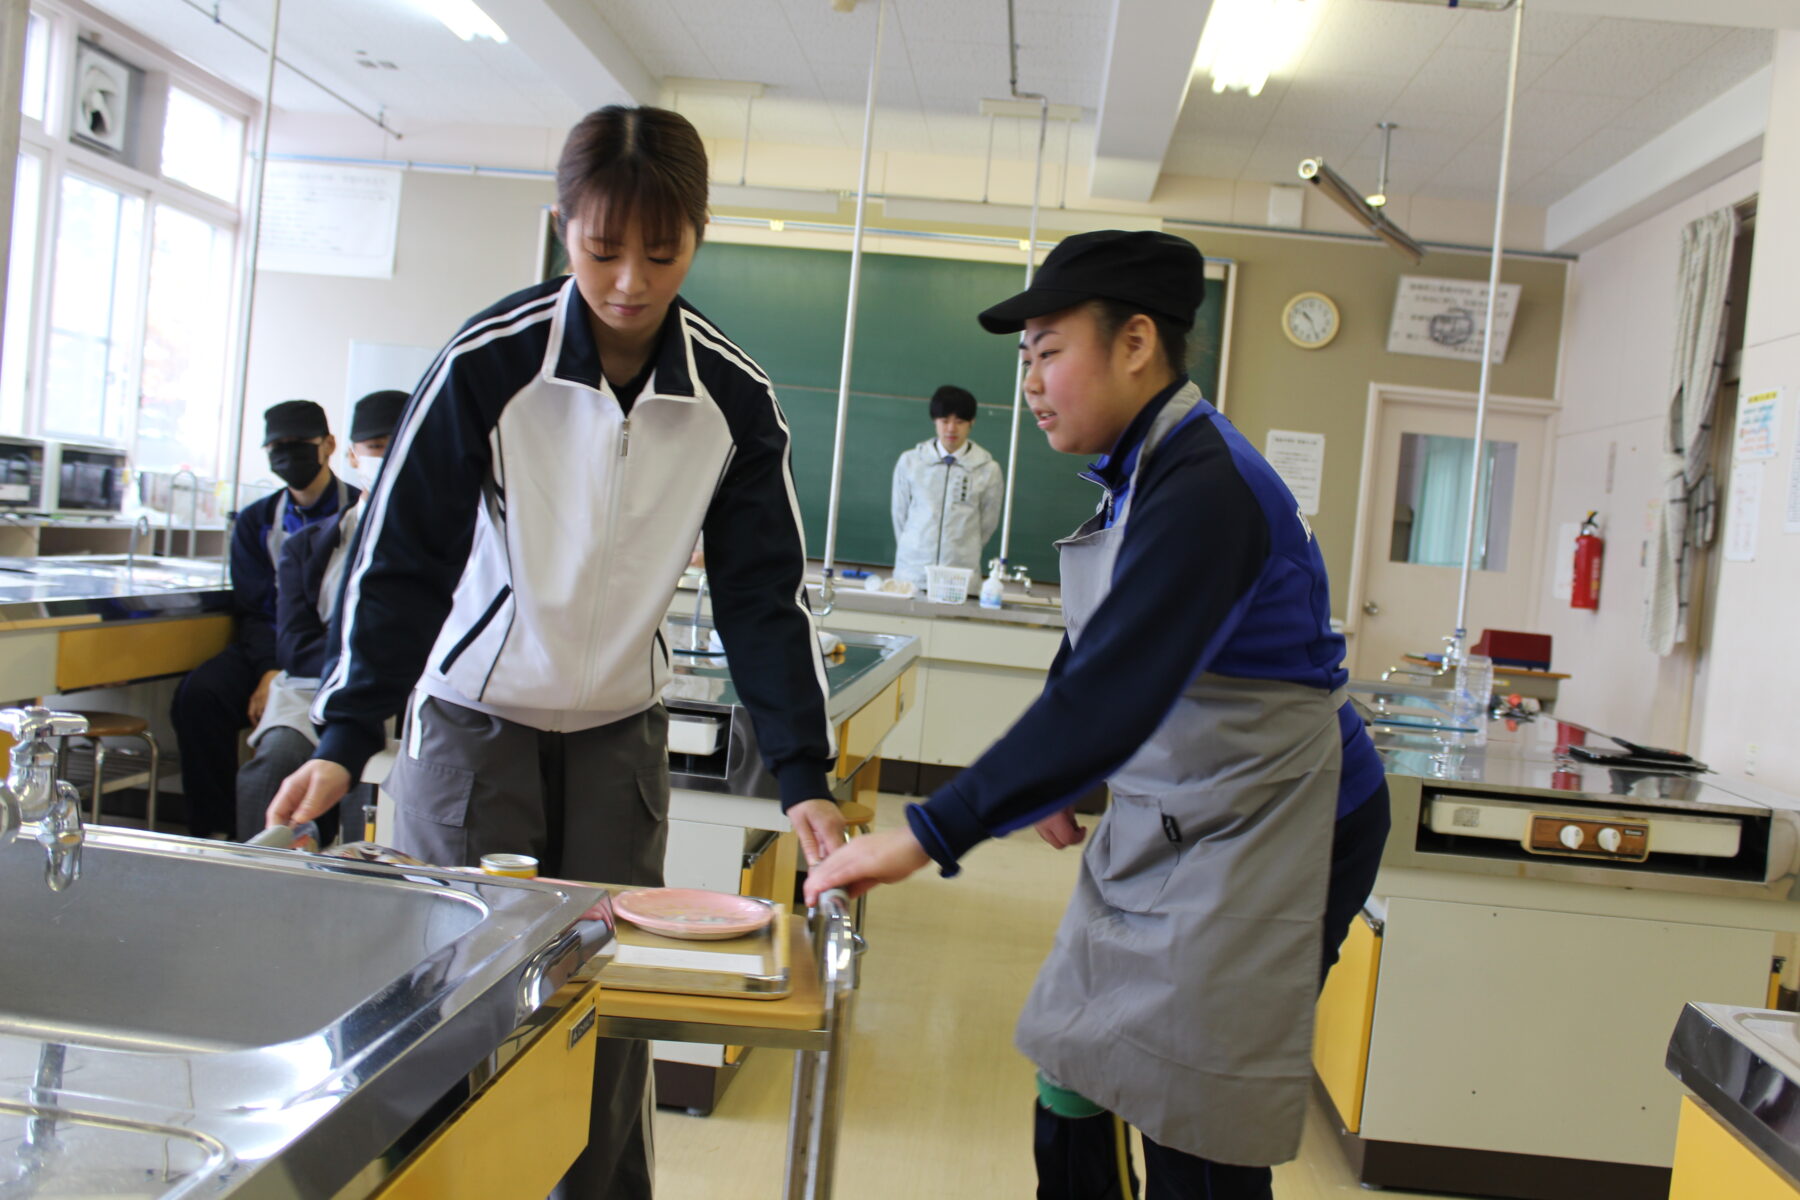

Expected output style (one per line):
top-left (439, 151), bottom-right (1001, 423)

top-left (1571, 511), bottom-right (1603, 610)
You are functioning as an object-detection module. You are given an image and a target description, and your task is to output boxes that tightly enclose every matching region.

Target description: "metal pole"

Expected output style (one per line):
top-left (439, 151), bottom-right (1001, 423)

top-left (996, 96), bottom-right (1047, 566)
top-left (818, 0), bottom-right (886, 608)
top-left (996, 0), bottom-right (1049, 567)
top-left (222, 0), bottom-right (282, 578)
top-left (1450, 0), bottom-right (1523, 661)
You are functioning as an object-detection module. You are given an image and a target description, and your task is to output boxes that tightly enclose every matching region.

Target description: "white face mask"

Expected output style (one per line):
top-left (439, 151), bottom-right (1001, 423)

top-left (341, 455), bottom-right (383, 494)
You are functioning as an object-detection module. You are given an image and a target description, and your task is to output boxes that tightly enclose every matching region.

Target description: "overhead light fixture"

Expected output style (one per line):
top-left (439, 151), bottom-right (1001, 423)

top-left (710, 183), bottom-right (843, 215)
top-left (879, 196), bottom-right (1162, 235)
top-left (411, 0), bottom-right (508, 43)
top-left (1298, 157), bottom-right (1424, 262)
top-left (1193, 0), bottom-right (1325, 97)
top-left (768, 219), bottom-right (785, 232)
top-left (1367, 122), bottom-right (1397, 208)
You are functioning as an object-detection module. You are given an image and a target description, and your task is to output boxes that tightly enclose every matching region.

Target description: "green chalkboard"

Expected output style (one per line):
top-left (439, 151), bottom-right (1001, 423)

top-left (679, 241), bottom-right (1227, 584)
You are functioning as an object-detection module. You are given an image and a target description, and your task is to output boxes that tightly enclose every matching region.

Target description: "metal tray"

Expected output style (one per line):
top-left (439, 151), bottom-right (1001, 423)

top-left (598, 900), bottom-right (791, 1000)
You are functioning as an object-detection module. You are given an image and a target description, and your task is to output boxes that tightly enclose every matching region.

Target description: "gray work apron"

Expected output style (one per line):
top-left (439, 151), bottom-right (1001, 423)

top-left (250, 502), bottom-right (363, 750)
top-left (1014, 382), bottom-right (1343, 1166)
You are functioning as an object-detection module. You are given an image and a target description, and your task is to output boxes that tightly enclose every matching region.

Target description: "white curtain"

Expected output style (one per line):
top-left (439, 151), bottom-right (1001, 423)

top-left (1644, 208), bottom-right (1737, 656)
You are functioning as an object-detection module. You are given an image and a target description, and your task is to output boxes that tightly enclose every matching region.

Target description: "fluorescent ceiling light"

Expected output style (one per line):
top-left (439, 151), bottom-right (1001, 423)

top-left (880, 196), bottom-right (1162, 235)
top-left (1193, 0), bottom-right (1324, 97)
top-left (412, 0), bottom-right (508, 43)
top-left (710, 184), bottom-right (843, 215)
top-left (1298, 157), bottom-right (1424, 263)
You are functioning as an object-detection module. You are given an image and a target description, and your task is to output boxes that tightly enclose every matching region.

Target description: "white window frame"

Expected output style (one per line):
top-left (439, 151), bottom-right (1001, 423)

top-left (9, 0), bottom-right (255, 481)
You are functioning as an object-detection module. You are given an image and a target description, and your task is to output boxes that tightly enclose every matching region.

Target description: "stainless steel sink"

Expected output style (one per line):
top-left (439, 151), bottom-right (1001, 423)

top-left (0, 827), bottom-right (612, 1198)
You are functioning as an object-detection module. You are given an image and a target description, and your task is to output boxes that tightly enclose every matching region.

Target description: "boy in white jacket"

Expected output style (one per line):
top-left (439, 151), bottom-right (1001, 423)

top-left (891, 384), bottom-right (1005, 586)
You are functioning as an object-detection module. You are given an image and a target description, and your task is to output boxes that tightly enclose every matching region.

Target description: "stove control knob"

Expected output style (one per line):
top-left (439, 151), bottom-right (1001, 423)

top-left (1559, 824), bottom-right (1585, 850)
top-left (1596, 827), bottom-right (1623, 853)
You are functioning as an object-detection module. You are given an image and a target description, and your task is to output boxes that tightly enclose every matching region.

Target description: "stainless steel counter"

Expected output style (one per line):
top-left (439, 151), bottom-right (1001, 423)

top-left (0, 826), bottom-right (611, 1199)
top-left (1667, 1002), bottom-right (1800, 1186)
top-left (0, 555), bottom-right (229, 623)
top-left (1354, 682), bottom-right (1800, 901)
top-left (660, 620), bottom-right (919, 800)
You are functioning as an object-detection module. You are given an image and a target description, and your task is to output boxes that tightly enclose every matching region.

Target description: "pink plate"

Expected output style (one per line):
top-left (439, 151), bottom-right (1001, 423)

top-left (612, 888), bottom-right (775, 940)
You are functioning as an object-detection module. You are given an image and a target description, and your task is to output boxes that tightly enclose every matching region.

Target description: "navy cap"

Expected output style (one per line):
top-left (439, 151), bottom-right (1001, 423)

top-left (978, 230), bottom-right (1205, 335)
top-left (349, 390), bottom-right (408, 443)
top-left (262, 399), bottom-right (329, 446)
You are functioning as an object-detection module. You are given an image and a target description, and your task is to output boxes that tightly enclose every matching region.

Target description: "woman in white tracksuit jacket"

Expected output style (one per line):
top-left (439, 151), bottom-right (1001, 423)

top-left (891, 384), bottom-right (1005, 586)
top-left (268, 106), bottom-right (846, 1200)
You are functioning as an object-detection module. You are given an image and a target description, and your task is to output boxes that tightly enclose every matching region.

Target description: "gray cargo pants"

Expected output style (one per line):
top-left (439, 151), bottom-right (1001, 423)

top-left (385, 693), bottom-right (669, 1200)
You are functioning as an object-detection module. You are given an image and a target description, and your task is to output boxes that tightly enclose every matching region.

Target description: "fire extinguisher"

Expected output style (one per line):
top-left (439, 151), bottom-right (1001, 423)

top-left (1571, 511), bottom-right (1603, 610)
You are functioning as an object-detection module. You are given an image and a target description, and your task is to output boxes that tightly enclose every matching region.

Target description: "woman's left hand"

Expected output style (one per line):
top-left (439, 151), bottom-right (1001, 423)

top-left (787, 798), bottom-right (847, 867)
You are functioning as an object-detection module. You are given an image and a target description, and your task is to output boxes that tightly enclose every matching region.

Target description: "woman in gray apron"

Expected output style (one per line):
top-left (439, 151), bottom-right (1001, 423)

top-left (808, 230), bottom-right (1390, 1199)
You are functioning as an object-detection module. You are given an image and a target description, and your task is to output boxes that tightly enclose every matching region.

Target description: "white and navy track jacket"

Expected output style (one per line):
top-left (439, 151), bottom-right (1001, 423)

top-left (312, 276), bottom-right (837, 809)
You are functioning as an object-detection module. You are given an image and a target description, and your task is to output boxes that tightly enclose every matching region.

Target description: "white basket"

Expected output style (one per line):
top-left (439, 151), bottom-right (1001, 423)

top-left (925, 565), bottom-right (973, 605)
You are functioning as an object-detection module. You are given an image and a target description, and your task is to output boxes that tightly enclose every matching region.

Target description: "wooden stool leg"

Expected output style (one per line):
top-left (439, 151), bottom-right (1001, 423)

top-left (141, 730), bottom-right (160, 832)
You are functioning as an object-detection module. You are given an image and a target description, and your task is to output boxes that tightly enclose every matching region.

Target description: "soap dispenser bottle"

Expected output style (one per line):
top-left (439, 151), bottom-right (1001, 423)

top-left (979, 561), bottom-right (1006, 610)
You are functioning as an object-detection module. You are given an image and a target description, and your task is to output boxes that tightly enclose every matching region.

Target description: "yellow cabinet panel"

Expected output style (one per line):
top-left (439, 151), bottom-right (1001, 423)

top-left (57, 616), bottom-right (232, 691)
top-left (1671, 1096), bottom-right (1800, 1200)
top-left (376, 985), bottom-right (601, 1199)
top-left (1314, 912), bottom-right (1382, 1134)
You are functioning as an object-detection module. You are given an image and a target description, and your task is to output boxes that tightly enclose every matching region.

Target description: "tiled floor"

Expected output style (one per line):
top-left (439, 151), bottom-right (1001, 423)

top-left (652, 798), bottom-right (1459, 1198)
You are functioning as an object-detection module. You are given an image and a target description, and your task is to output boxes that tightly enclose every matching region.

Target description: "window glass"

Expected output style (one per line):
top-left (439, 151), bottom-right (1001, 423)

top-left (138, 205), bottom-right (233, 474)
top-left (1390, 433), bottom-right (1518, 572)
top-left (43, 174), bottom-right (144, 444)
top-left (1, 152), bottom-right (43, 434)
top-left (20, 12), bottom-right (48, 123)
top-left (161, 87), bottom-right (244, 202)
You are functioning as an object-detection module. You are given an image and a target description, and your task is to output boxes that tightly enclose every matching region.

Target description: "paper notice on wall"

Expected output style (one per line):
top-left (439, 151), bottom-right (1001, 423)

top-left (1735, 388), bottom-right (1783, 460)
top-left (1265, 430), bottom-right (1325, 515)
top-left (1387, 275), bottom-right (1521, 364)
top-left (1725, 461), bottom-right (1763, 562)
top-left (1786, 413), bottom-right (1800, 534)
top-left (258, 160), bottom-right (403, 279)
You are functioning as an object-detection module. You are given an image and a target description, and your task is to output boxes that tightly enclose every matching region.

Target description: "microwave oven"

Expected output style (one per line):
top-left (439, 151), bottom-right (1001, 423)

top-left (0, 436), bottom-right (47, 511)
top-left (45, 441), bottom-right (128, 517)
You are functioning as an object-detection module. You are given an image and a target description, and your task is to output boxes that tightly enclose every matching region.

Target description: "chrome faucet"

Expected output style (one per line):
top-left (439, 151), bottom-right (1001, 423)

top-left (0, 707), bottom-right (89, 890)
top-left (125, 513), bottom-right (151, 575)
top-left (169, 468), bottom-right (202, 559)
top-left (987, 558), bottom-right (1033, 596)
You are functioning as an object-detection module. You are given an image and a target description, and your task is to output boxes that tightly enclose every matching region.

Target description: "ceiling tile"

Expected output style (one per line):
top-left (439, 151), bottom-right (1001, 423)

top-left (1271, 72), bottom-right (1408, 135)
top-left (1532, 18), bottom-right (1726, 100)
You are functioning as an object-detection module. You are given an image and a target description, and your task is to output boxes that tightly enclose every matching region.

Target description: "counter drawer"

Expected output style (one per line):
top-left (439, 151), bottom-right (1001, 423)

top-left (374, 983), bottom-right (601, 1199)
top-left (57, 615), bottom-right (232, 691)
top-left (1671, 1096), bottom-right (1800, 1200)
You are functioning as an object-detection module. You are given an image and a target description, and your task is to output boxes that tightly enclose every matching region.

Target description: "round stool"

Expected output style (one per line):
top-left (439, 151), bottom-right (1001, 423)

top-left (58, 711), bottom-right (161, 830)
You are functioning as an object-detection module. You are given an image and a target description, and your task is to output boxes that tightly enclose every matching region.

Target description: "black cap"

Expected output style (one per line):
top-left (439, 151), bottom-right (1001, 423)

top-left (262, 399), bottom-right (330, 447)
top-left (350, 390), bottom-right (408, 443)
top-left (977, 230), bottom-right (1205, 335)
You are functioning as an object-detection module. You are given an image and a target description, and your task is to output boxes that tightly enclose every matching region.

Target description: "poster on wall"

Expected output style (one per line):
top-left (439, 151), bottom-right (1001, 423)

top-left (1386, 276), bottom-right (1521, 364)
top-left (259, 161), bottom-right (403, 279)
top-left (1725, 461), bottom-right (1764, 562)
top-left (1264, 430), bottom-right (1325, 516)
top-left (1735, 387), bottom-right (1783, 460)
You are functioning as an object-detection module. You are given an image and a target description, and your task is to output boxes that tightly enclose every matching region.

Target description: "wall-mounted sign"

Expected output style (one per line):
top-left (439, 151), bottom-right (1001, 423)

top-left (258, 161), bottom-right (403, 280)
top-left (1735, 388), bottom-right (1783, 460)
top-left (1265, 429), bottom-right (1325, 516)
top-left (1387, 275), bottom-right (1521, 365)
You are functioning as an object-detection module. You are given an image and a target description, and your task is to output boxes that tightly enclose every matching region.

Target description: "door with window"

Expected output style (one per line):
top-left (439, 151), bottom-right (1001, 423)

top-left (1351, 389), bottom-right (1552, 679)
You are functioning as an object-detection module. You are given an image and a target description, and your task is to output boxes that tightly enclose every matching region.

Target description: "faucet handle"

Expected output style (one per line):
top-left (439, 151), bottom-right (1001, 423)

top-left (0, 706), bottom-right (89, 743)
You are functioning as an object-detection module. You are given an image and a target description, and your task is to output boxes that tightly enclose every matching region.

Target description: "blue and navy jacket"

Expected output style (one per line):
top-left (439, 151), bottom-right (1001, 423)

top-left (908, 378), bottom-right (1385, 870)
top-left (228, 480), bottom-right (354, 672)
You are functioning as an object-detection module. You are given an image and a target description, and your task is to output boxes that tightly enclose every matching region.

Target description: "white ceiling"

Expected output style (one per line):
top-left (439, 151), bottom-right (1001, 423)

top-left (85, 0), bottom-right (1778, 211)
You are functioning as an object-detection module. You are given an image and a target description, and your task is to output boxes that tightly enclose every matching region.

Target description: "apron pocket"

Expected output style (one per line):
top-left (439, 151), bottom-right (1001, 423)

top-left (1089, 791), bottom-right (1182, 914)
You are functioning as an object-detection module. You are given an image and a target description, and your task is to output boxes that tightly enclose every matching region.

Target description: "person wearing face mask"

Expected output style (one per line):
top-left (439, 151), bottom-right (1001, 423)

top-left (169, 399), bottom-right (359, 838)
top-left (233, 390), bottom-right (405, 843)
top-left (890, 384), bottom-right (1004, 587)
